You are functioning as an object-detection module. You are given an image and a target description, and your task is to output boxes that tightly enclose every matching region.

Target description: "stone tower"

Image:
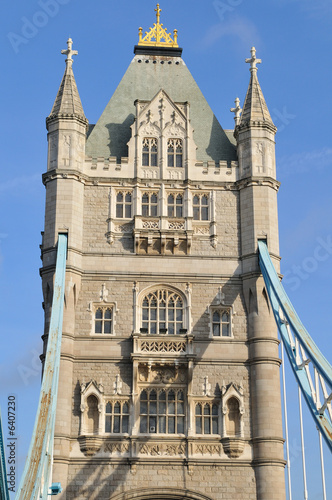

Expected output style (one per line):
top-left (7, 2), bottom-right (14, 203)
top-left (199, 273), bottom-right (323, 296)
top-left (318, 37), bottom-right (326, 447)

top-left (41, 7), bottom-right (285, 500)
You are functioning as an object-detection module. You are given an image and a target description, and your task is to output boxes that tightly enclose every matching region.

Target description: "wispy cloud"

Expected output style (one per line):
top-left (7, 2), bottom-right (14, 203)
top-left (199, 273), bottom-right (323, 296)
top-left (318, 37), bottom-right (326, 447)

top-left (201, 16), bottom-right (260, 49)
top-left (278, 147), bottom-right (332, 177)
top-left (0, 173), bottom-right (40, 194)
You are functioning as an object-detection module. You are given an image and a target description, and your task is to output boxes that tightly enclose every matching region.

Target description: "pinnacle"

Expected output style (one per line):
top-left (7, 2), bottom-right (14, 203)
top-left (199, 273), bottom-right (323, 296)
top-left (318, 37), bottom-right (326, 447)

top-left (240, 70), bottom-right (274, 127)
top-left (47, 64), bottom-right (87, 123)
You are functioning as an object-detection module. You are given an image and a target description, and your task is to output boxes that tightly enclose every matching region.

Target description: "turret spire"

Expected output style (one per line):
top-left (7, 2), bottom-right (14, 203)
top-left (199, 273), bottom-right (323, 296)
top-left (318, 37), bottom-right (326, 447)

top-left (47, 37), bottom-right (87, 126)
top-left (239, 47), bottom-right (275, 128)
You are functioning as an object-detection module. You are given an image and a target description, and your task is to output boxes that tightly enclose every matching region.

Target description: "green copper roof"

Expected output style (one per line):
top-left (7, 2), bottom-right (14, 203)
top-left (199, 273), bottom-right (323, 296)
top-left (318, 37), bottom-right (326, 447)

top-left (86, 55), bottom-right (237, 163)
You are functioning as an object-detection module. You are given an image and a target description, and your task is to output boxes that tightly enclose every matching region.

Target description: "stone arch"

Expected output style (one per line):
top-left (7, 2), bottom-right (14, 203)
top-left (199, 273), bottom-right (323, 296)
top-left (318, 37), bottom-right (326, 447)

top-left (136, 283), bottom-right (188, 334)
top-left (110, 488), bottom-right (213, 500)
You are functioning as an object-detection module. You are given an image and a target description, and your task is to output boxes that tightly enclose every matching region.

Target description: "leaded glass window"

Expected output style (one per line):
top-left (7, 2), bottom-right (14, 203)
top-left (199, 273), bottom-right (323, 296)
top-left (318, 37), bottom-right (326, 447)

top-left (116, 192), bottom-right (132, 219)
top-left (167, 194), bottom-right (183, 218)
top-left (195, 403), bottom-right (219, 434)
top-left (193, 194), bottom-right (209, 221)
top-left (212, 310), bottom-right (231, 337)
top-left (142, 138), bottom-right (158, 167)
top-left (141, 289), bottom-right (183, 334)
top-left (105, 401), bottom-right (129, 433)
top-left (94, 307), bottom-right (113, 334)
top-left (167, 139), bottom-right (183, 168)
top-left (139, 389), bottom-right (185, 434)
top-left (142, 192), bottom-right (158, 217)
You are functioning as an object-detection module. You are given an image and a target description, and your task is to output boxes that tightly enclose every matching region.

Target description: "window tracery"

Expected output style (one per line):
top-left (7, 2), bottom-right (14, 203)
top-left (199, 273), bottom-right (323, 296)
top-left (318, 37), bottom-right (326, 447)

top-left (116, 191), bottom-right (132, 219)
top-left (105, 400), bottom-right (129, 434)
top-left (141, 289), bottom-right (184, 334)
top-left (212, 309), bottom-right (231, 337)
top-left (195, 402), bottom-right (219, 435)
top-left (193, 194), bottom-right (209, 221)
top-left (142, 137), bottom-right (158, 167)
top-left (142, 192), bottom-right (158, 217)
top-left (167, 138), bottom-right (183, 168)
top-left (139, 388), bottom-right (185, 434)
top-left (94, 306), bottom-right (113, 334)
top-left (167, 193), bottom-right (183, 218)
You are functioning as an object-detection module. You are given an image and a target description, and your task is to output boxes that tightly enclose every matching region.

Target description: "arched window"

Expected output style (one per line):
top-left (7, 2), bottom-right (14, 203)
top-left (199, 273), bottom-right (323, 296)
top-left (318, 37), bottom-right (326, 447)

top-left (94, 307), bottom-right (113, 334)
top-left (141, 289), bottom-right (184, 334)
top-left (167, 194), bottom-right (183, 218)
top-left (142, 138), bottom-right (158, 167)
top-left (193, 194), bottom-right (209, 221)
top-left (195, 403), bottom-right (219, 434)
top-left (86, 395), bottom-right (99, 434)
top-left (226, 397), bottom-right (240, 436)
top-left (116, 191), bottom-right (132, 218)
top-left (142, 192), bottom-right (158, 217)
top-left (212, 310), bottom-right (230, 337)
top-left (167, 139), bottom-right (183, 168)
top-left (105, 401), bottom-right (129, 433)
top-left (139, 389), bottom-right (185, 434)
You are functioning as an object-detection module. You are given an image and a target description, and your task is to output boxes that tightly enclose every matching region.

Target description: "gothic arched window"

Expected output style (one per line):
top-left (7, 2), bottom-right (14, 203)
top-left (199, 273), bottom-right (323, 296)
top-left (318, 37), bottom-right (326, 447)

top-left (142, 192), bottom-right (158, 217)
top-left (167, 138), bottom-right (183, 168)
top-left (116, 191), bottom-right (132, 218)
top-left (94, 307), bottom-right (113, 334)
top-left (142, 138), bottom-right (158, 167)
top-left (139, 389), bottom-right (185, 434)
top-left (167, 194), bottom-right (183, 218)
top-left (193, 194), bottom-right (209, 221)
top-left (105, 401), bottom-right (129, 433)
top-left (141, 289), bottom-right (183, 334)
top-left (212, 310), bottom-right (231, 337)
top-left (195, 402), bottom-right (219, 435)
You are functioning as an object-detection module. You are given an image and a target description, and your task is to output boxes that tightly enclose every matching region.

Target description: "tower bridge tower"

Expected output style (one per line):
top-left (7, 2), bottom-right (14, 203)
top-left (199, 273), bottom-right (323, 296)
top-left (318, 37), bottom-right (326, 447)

top-left (42, 6), bottom-right (285, 499)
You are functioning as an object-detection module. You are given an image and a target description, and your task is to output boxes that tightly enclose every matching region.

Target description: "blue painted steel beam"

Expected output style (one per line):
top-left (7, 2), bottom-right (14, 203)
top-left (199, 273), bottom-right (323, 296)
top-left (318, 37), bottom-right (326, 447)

top-left (0, 409), bottom-right (10, 500)
top-left (15, 234), bottom-right (67, 500)
top-left (258, 240), bottom-right (332, 452)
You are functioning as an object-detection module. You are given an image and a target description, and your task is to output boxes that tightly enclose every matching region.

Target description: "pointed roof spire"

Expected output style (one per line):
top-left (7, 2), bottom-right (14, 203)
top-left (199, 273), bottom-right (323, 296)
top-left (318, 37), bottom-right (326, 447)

top-left (239, 47), bottom-right (275, 129)
top-left (47, 38), bottom-right (88, 125)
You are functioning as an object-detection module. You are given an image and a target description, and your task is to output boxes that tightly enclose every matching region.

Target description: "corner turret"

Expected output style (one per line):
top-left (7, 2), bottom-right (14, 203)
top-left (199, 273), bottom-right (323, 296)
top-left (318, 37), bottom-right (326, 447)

top-left (234, 47), bottom-right (277, 181)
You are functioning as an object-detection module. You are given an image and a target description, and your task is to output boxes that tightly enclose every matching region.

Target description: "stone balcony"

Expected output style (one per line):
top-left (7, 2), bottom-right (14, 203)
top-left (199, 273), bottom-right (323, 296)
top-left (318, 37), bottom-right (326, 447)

top-left (132, 332), bottom-right (194, 361)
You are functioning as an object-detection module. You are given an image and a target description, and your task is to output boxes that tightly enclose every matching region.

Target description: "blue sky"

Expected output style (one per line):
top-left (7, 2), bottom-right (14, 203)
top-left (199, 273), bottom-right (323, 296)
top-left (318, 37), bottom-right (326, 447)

top-left (0, 0), bottom-right (331, 498)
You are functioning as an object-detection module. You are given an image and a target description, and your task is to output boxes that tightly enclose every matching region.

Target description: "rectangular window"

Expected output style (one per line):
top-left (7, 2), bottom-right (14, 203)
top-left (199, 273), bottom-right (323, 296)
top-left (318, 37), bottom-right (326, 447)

top-left (211, 309), bottom-right (231, 337)
top-left (167, 139), bottom-right (183, 168)
top-left (195, 403), bottom-right (219, 435)
top-left (116, 191), bottom-right (132, 219)
top-left (167, 193), bottom-right (183, 218)
top-left (142, 138), bottom-right (158, 167)
top-left (142, 192), bottom-right (158, 217)
top-left (94, 307), bottom-right (113, 334)
top-left (139, 389), bottom-right (185, 434)
top-left (193, 194), bottom-right (209, 221)
top-left (105, 401), bottom-right (129, 433)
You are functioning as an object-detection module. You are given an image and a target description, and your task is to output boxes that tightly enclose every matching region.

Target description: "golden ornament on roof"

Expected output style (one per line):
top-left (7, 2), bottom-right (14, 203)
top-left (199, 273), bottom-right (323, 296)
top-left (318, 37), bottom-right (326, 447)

top-left (138, 4), bottom-right (179, 48)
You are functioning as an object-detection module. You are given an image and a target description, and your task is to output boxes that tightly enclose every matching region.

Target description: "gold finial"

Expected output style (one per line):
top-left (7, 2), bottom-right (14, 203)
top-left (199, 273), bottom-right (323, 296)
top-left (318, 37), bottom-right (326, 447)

top-left (137, 3), bottom-right (179, 48)
top-left (155, 4), bottom-right (161, 24)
